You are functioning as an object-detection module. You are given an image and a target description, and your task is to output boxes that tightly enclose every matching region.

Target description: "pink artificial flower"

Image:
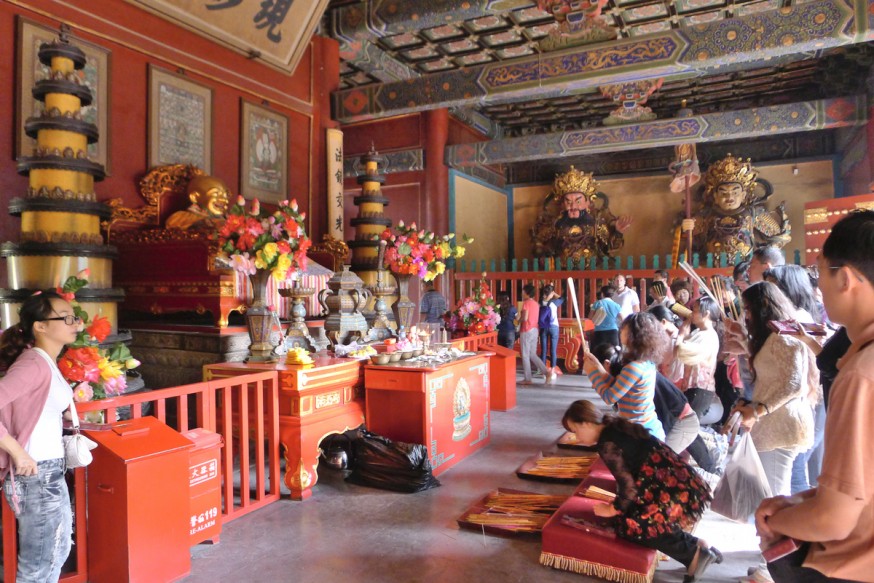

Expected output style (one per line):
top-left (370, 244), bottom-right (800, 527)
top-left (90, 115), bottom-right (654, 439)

top-left (236, 195), bottom-right (245, 206)
top-left (290, 199), bottom-right (299, 211)
top-left (250, 199), bottom-right (261, 216)
top-left (76, 268), bottom-right (91, 279)
top-left (73, 382), bottom-right (94, 402)
top-left (102, 374), bottom-right (127, 397)
top-left (231, 253), bottom-right (257, 275)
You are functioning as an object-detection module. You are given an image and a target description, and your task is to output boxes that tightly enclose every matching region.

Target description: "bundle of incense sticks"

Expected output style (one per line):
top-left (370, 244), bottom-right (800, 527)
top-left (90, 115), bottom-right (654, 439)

top-left (523, 455), bottom-right (596, 479)
top-left (566, 277), bottom-right (589, 353)
top-left (678, 261), bottom-right (719, 305)
top-left (464, 512), bottom-right (551, 531)
top-left (483, 491), bottom-right (567, 514)
top-left (578, 485), bottom-right (617, 503)
top-left (710, 274), bottom-right (739, 321)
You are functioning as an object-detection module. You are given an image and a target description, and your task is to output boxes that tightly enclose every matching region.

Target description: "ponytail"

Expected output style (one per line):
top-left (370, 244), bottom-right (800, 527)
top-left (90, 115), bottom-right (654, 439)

top-left (0, 291), bottom-right (60, 370)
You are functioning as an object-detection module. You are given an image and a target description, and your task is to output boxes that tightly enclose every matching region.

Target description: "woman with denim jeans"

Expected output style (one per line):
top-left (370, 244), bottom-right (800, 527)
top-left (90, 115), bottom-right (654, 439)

top-left (539, 285), bottom-right (563, 381)
top-left (0, 292), bottom-right (82, 582)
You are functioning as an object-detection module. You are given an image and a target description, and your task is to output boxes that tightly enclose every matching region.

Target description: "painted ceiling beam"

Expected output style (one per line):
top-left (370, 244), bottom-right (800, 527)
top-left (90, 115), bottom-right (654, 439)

top-left (333, 0), bottom-right (871, 123)
top-left (330, 1), bottom-right (534, 82)
top-left (444, 95), bottom-right (866, 166)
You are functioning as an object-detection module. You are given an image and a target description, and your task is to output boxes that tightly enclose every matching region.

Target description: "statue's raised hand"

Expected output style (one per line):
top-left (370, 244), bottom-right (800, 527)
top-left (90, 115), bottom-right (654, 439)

top-left (616, 215), bottom-right (633, 233)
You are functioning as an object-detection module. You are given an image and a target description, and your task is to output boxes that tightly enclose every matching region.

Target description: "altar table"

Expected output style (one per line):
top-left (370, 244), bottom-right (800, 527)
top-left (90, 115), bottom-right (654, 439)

top-left (203, 357), bottom-right (364, 500)
top-left (364, 353), bottom-right (491, 476)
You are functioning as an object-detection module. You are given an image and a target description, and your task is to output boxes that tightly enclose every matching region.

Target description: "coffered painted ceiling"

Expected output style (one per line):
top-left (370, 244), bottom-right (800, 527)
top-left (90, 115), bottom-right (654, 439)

top-left (324, 0), bottom-right (874, 179)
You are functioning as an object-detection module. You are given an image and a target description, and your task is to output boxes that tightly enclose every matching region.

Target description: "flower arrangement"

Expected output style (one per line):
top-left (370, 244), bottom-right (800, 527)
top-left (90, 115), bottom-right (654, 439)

top-left (444, 274), bottom-right (501, 335)
top-left (379, 221), bottom-right (471, 282)
top-left (55, 270), bottom-right (141, 402)
top-left (216, 196), bottom-right (311, 282)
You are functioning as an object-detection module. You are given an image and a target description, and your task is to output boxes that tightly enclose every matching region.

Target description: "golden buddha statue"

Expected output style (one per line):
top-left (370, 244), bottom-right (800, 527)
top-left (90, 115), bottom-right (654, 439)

top-left (532, 166), bottom-right (632, 261)
top-left (683, 154), bottom-right (790, 258)
top-left (165, 175), bottom-right (230, 230)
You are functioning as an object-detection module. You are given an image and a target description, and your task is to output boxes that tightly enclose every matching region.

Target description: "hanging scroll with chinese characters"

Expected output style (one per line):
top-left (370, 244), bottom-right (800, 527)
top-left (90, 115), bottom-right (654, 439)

top-left (326, 128), bottom-right (344, 240)
top-left (124, 0), bottom-right (329, 74)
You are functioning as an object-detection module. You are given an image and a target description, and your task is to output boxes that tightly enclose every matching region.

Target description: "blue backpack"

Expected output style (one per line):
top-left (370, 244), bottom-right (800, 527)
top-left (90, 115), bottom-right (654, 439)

top-left (538, 303), bottom-right (552, 328)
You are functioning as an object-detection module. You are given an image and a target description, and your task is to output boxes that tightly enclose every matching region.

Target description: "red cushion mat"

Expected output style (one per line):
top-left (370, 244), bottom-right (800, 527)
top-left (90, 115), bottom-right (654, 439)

top-left (540, 459), bottom-right (657, 583)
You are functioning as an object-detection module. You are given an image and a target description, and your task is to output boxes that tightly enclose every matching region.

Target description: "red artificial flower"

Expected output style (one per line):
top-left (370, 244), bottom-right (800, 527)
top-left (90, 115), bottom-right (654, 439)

top-left (58, 347), bottom-right (101, 383)
top-left (86, 315), bottom-right (112, 343)
top-left (54, 287), bottom-right (75, 302)
top-left (236, 231), bottom-right (256, 251)
top-left (276, 241), bottom-right (291, 255)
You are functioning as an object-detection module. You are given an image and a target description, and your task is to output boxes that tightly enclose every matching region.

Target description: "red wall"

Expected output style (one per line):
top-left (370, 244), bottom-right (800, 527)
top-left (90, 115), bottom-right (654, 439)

top-left (0, 0), bottom-right (338, 284)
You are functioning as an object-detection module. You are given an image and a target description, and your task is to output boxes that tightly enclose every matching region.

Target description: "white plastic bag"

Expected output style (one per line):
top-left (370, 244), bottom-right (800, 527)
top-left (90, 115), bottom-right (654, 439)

top-left (710, 432), bottom-right (772, 522)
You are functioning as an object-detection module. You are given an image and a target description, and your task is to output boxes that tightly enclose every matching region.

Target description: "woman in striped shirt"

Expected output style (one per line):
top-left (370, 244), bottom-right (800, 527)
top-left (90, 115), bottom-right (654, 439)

top-left (583, 312), bottom-right (667, 440)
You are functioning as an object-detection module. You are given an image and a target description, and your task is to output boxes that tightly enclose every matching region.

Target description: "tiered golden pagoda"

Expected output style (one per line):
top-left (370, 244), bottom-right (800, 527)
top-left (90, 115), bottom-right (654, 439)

top-left (347, 147), bottom-right (391, 286)
top-left (0, 31), bottom-right (124, 333)
top-left (346, 147), bottom-right (398, 331)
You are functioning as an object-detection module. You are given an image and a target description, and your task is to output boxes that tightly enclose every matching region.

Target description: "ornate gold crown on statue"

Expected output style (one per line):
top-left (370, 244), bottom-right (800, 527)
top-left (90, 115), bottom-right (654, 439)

top-left (703, 154), bottom-right (759, 198)
top-left (553, 165), bottom-right (599, 200)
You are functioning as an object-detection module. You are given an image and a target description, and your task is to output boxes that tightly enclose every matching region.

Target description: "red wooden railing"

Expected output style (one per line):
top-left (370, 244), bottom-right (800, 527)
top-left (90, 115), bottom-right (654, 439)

top-left (449, 331), bottom-right (498, 352)
top-left (2, 371), bottom-right (281, 583)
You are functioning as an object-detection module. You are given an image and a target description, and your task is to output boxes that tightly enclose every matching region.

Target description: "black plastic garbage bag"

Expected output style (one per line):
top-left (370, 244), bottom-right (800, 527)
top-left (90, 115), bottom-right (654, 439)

top-left (345, 429), bottom-right (441, 493)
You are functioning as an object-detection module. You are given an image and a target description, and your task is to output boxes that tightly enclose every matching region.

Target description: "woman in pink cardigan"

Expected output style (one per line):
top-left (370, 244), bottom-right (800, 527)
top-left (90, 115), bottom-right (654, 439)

top-left (0, 292), bottom-right (82, 582)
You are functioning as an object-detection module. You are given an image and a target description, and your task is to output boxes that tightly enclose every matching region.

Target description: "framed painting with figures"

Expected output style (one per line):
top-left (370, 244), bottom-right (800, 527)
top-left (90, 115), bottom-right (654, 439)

top-left (17, 18), bottom-right (112, 173)
top-left (148, 65), bottom-right (213, 174)
top-left (240, 100), bottom-right (288, 203)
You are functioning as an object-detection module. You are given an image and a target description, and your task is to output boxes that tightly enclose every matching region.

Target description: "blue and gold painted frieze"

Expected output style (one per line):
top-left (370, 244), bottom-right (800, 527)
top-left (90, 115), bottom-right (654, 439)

top-left (446, 96), bottom-right (866, 166)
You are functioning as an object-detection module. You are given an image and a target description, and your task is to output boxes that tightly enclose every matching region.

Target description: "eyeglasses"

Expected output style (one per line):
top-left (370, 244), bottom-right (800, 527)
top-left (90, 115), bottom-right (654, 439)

top-left (42, 315), bottom-right (82, 325)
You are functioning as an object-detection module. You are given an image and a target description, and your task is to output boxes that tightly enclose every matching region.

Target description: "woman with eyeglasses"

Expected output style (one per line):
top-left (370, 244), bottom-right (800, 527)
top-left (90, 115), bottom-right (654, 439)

top-left (0, 291), bottom-right (82, 582)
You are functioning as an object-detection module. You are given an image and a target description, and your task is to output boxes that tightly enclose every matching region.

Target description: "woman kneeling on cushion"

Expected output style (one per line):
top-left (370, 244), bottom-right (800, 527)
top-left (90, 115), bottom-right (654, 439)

top-left (562, 399), bottom-right (721, 583)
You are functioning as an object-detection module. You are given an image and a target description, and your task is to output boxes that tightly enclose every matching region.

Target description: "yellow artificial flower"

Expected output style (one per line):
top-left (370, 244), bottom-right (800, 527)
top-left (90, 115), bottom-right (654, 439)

top-left (435, 262), bottom-right (446, 275)
top-left (272, 253), bottom-right (292, 281)
top-left (455, 246), bottom-right (466, 258)
top-left (254, 249), bottom-right (268, 270)
top-left (262, 242), bottom-right (279, 262)
top-left (424, 271), bottom-right (436, 282)
top-left (98, 356), bottom-right (125, 380)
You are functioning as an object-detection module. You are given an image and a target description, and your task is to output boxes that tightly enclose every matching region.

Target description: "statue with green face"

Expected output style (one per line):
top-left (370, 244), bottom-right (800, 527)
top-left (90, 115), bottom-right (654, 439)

top-left (683, 155), bottom-right (791, 259)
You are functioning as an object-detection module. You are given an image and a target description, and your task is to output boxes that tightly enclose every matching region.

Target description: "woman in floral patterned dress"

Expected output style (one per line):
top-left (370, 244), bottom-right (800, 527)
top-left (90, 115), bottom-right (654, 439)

top-left (562, 399), bottom-right (721, 583)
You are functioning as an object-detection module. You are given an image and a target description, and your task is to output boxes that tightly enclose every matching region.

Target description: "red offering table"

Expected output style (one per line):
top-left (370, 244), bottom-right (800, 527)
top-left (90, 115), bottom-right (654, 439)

top-left (364, 353), bottom-right (491, 476)
top-left (203, 357), bottom-right (365, 500)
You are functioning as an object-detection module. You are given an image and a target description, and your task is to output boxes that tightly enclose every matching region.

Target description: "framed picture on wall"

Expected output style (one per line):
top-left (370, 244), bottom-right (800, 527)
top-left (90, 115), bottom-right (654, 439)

top-left (17, 18), bottom-right (112, 173)
top-left (148, 65), bottom-right (213, 173)
top-left (240, 100), bottom-right (288, 203)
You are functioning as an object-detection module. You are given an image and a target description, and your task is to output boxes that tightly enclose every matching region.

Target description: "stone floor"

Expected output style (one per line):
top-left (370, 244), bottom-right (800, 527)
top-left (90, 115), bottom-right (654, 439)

top-left (186, 370), bottom-right (763, 583)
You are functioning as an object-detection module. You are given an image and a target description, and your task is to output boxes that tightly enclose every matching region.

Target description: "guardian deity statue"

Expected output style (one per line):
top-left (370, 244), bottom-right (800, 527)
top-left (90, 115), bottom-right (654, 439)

top-left (683, 154), bottom-right (790, 258)
top-left (532, 166), bottom-right (632, 261)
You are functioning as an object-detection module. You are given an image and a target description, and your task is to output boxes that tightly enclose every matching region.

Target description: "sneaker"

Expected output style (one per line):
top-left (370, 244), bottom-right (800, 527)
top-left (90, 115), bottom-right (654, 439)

top-left (549, 371), bottom-right (557, 381)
